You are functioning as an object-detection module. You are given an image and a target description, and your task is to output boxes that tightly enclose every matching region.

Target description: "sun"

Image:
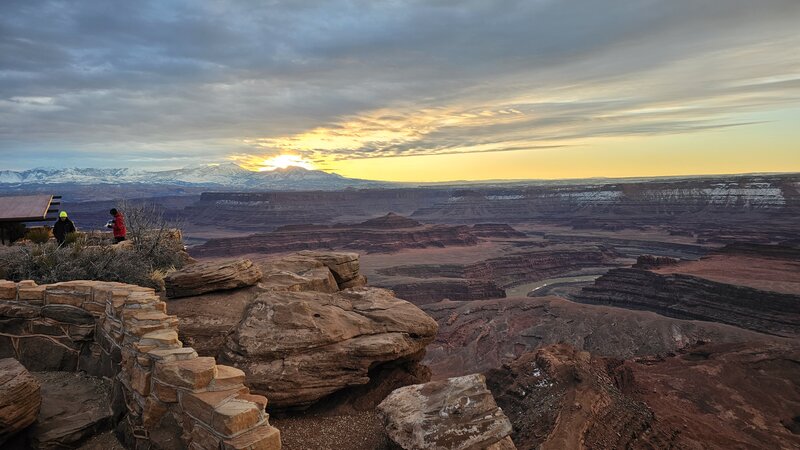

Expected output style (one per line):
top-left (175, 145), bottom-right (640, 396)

top-left (258, 154), bottom-right (315, 171)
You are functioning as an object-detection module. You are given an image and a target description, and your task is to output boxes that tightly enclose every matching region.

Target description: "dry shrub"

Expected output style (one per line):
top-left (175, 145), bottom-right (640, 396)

top-left (0, 202), bottom-right (188, 290)
top-left (25, 227), bottom-right (51, 244)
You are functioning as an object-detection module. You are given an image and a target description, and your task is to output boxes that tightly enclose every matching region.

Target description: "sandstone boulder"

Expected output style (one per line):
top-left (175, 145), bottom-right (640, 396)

top-left (0, 358), bottom-right (41, 445)
top-left (258, 255), bottom-right (339, 293)
top-left (377, 373), bottom-right (515, 450)
top-left (219, 287), bottom-right (438, 409)
top-left (165, 259), bottom-right (262, 298)
top-left (296, 251), bottom-right (360, 286)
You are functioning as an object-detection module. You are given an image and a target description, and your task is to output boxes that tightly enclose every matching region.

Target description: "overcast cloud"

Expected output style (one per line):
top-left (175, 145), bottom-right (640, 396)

top-left (0, 0), bottom-right (798, 170)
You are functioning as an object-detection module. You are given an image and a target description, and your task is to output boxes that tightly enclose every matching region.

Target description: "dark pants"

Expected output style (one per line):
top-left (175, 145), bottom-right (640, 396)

top-left (114, 236), bottom-right (126, 243)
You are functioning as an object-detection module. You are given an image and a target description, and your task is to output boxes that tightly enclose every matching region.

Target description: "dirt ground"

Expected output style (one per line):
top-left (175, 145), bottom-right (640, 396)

top-left (271, 410), bottom-right (389, 450)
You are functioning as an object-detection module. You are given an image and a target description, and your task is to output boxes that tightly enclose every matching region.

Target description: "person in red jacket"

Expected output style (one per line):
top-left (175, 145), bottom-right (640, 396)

top-left (107, 208), bottom-right (127, 243)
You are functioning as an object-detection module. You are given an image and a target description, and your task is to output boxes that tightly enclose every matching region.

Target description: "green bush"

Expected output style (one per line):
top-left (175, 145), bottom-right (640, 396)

top-left (25, 227), bottom-right (51, 244)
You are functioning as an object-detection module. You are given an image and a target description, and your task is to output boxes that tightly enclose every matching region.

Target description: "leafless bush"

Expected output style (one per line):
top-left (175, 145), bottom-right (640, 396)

top-left (117, 200), bottom-right (188, 270)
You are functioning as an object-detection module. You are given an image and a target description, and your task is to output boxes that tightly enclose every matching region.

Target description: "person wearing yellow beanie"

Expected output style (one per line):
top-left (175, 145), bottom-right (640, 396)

top-left (53, 210), bottom-right (76, 245)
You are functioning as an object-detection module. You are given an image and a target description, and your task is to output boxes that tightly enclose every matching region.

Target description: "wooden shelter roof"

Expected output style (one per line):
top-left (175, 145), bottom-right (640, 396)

top-left (0, 194), bottom-right (60, 222)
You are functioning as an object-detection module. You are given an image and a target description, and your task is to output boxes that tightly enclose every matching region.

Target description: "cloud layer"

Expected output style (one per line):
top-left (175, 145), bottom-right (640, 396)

top-left (1, 0), bottom-right (798, 170)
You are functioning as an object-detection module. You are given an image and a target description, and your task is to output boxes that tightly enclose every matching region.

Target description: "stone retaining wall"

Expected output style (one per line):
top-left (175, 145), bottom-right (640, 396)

top-left (0, 279), bottom-right (281, 450)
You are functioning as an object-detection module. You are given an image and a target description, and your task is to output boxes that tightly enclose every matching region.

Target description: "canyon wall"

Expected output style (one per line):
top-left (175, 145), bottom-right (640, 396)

top-left (574, 268), bottom-right (800, 337)
top-left (191, 214), bottom-right (483, 257)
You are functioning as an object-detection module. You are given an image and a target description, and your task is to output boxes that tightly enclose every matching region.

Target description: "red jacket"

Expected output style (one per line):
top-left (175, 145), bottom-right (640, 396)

top-left (113, 213), bottom-right (126, 238)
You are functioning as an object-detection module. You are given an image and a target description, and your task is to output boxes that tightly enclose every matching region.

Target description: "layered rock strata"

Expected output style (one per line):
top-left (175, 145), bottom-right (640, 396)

top-left (0, 279), bottom-right (282, 450)
top-left (378, 373), bottom-right (515, 450)
top-left (164, 259), bottom-right (262, 299)
top-left (464, 247), bottom-right (620, 288)
top-left (575, 268), bottom-right (800, 337)
top-left (485, 345), bottom-right (652, 450)
top-left (191, 214), bottom-right (480, 257)
top-left (485, 343), bottom-right (800, 449)
top-left (295, 251), bottom-right (365, 289)
top-left (421, 296), bottom-right (781, 378)
top-left (389, 279), bottom-right (506, 305)
top-left (0, 358), bottom-right (41, 445)
top-left (219, 287), bottom-right (439, 410)
top-left (374, 246), bottom-right (620, 303)
top-left (470, 223), bottom-right (527, 238)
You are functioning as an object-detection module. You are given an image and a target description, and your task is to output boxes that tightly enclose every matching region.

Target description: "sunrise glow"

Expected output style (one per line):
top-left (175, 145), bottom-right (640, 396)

top-left (257, 155), bottom-right (315, 172)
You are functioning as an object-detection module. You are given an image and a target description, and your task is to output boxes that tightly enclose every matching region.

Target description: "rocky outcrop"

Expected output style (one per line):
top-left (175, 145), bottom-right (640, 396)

top-left (376, 264), bottom-right (467, 279)
top-left (411, 174), bottom-right (800, 223)
top-left (184, 190), bottom-right (450, 231)
top-left (373, 247), bottom-right (620, 303)
top-left (0, 358), bottom-right (41, 445)
top-left (714, 242), bottom-right (800, 259)
top-left (170, 251), bottom-right (371, 358)
top-left (484, 342), bottom-right (800, 450)
top-left (0, 279), bottom-right (282, 450)
top-left (464, 247), bottom-right (620, 288)
top-left (259, 255), bottom-right (340, 293)
top-left (219, 287), bottom-right (439, 410)
top-left (620, 342), bottom-right (800, 449)
top-left (421, 296), bottom-right (781, 378)
top-left (632, 254), bottom-right (680, 269)
top-left (164, 259), bottom-right (262, 298)
top-left (378, 373), bottom-right (515, 450)
top-left (359, 213), bottom-right (423, 229)
top-left (470, 223), bottom-right (526, 238)
top-left (485, 345), bottom-right (652, 450)
top-left (575, 268), bottom-right (800, 337)
top-left (390, 280), bottom-right (506, 305)
top-left (296, 251), bottom-right (364, 289)
top-left (191, 215), bottom-right (479, 257)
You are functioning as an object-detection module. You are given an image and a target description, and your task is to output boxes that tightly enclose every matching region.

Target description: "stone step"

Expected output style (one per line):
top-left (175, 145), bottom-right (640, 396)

top-left (147, 347), bottom-right (198, 364)
top-left (211, 398), bottom-right (263, 437)
top-left (208, 365), bottom-right (246, 392)
top-left (155, 357), bottom-right (217, 391)
top-left (181, 387), bottom-right (250, 424)
top-left (222, 423), bottom-right (281, 450)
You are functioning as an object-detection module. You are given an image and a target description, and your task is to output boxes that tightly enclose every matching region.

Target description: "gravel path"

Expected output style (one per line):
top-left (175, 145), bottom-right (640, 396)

top-left (271, 410), bottom-right (390, 450)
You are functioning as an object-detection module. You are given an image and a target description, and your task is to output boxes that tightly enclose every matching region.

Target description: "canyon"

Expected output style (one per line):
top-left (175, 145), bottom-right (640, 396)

top-left (2, 172), bottom-right (799, 449)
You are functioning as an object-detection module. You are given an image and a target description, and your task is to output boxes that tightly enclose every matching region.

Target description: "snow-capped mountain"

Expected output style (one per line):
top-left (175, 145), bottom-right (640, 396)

top-left (0, 163), bottom-right (386, 190)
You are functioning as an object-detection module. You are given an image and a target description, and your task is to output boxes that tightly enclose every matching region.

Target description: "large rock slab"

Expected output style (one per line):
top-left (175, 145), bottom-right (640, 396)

top-left (27, 371), bottom-right (113, 450)
top-left (219, 287), bottom-right (438, 409)
top-left (377, 373), bottom-right (515, 450)
top-left (0, 358), bottom-right (41, 445)
top-left (165, 259), bottom-right (262, 298)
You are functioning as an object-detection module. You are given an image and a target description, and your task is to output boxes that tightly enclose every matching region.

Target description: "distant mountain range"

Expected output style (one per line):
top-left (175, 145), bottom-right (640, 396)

top-left (0, 163), bottom-right (389, 190)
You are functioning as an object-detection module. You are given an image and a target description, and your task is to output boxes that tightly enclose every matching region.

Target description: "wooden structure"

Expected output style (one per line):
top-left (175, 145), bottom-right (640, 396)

top-left (0, 194), bottom-right (61, 244)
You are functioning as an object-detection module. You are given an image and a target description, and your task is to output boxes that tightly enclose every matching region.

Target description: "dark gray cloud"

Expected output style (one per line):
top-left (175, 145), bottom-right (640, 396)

top-left (0, 0), bottom-right (798, 169)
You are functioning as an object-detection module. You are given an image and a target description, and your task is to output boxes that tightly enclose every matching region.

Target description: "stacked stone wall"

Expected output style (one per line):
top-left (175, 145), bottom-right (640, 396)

top-left (0, 279), bottom-right (280, 450)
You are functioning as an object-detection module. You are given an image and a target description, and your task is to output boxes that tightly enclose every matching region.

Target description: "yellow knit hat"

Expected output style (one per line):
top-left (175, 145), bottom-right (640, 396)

top-left (59, 211), bottom-right (68, 218)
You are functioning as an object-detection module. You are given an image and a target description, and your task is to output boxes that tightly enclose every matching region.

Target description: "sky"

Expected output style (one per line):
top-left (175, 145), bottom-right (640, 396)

top-left (1, 0), bottom-right (799, 181)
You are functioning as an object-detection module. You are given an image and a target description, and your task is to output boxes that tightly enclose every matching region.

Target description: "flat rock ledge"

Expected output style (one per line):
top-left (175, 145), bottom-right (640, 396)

top-left (165, 259), bottom-right (262, 298)
top-left (377, 373), bottom-right (516, 450)
top-left (0, 358), bottom-right (41, 445)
